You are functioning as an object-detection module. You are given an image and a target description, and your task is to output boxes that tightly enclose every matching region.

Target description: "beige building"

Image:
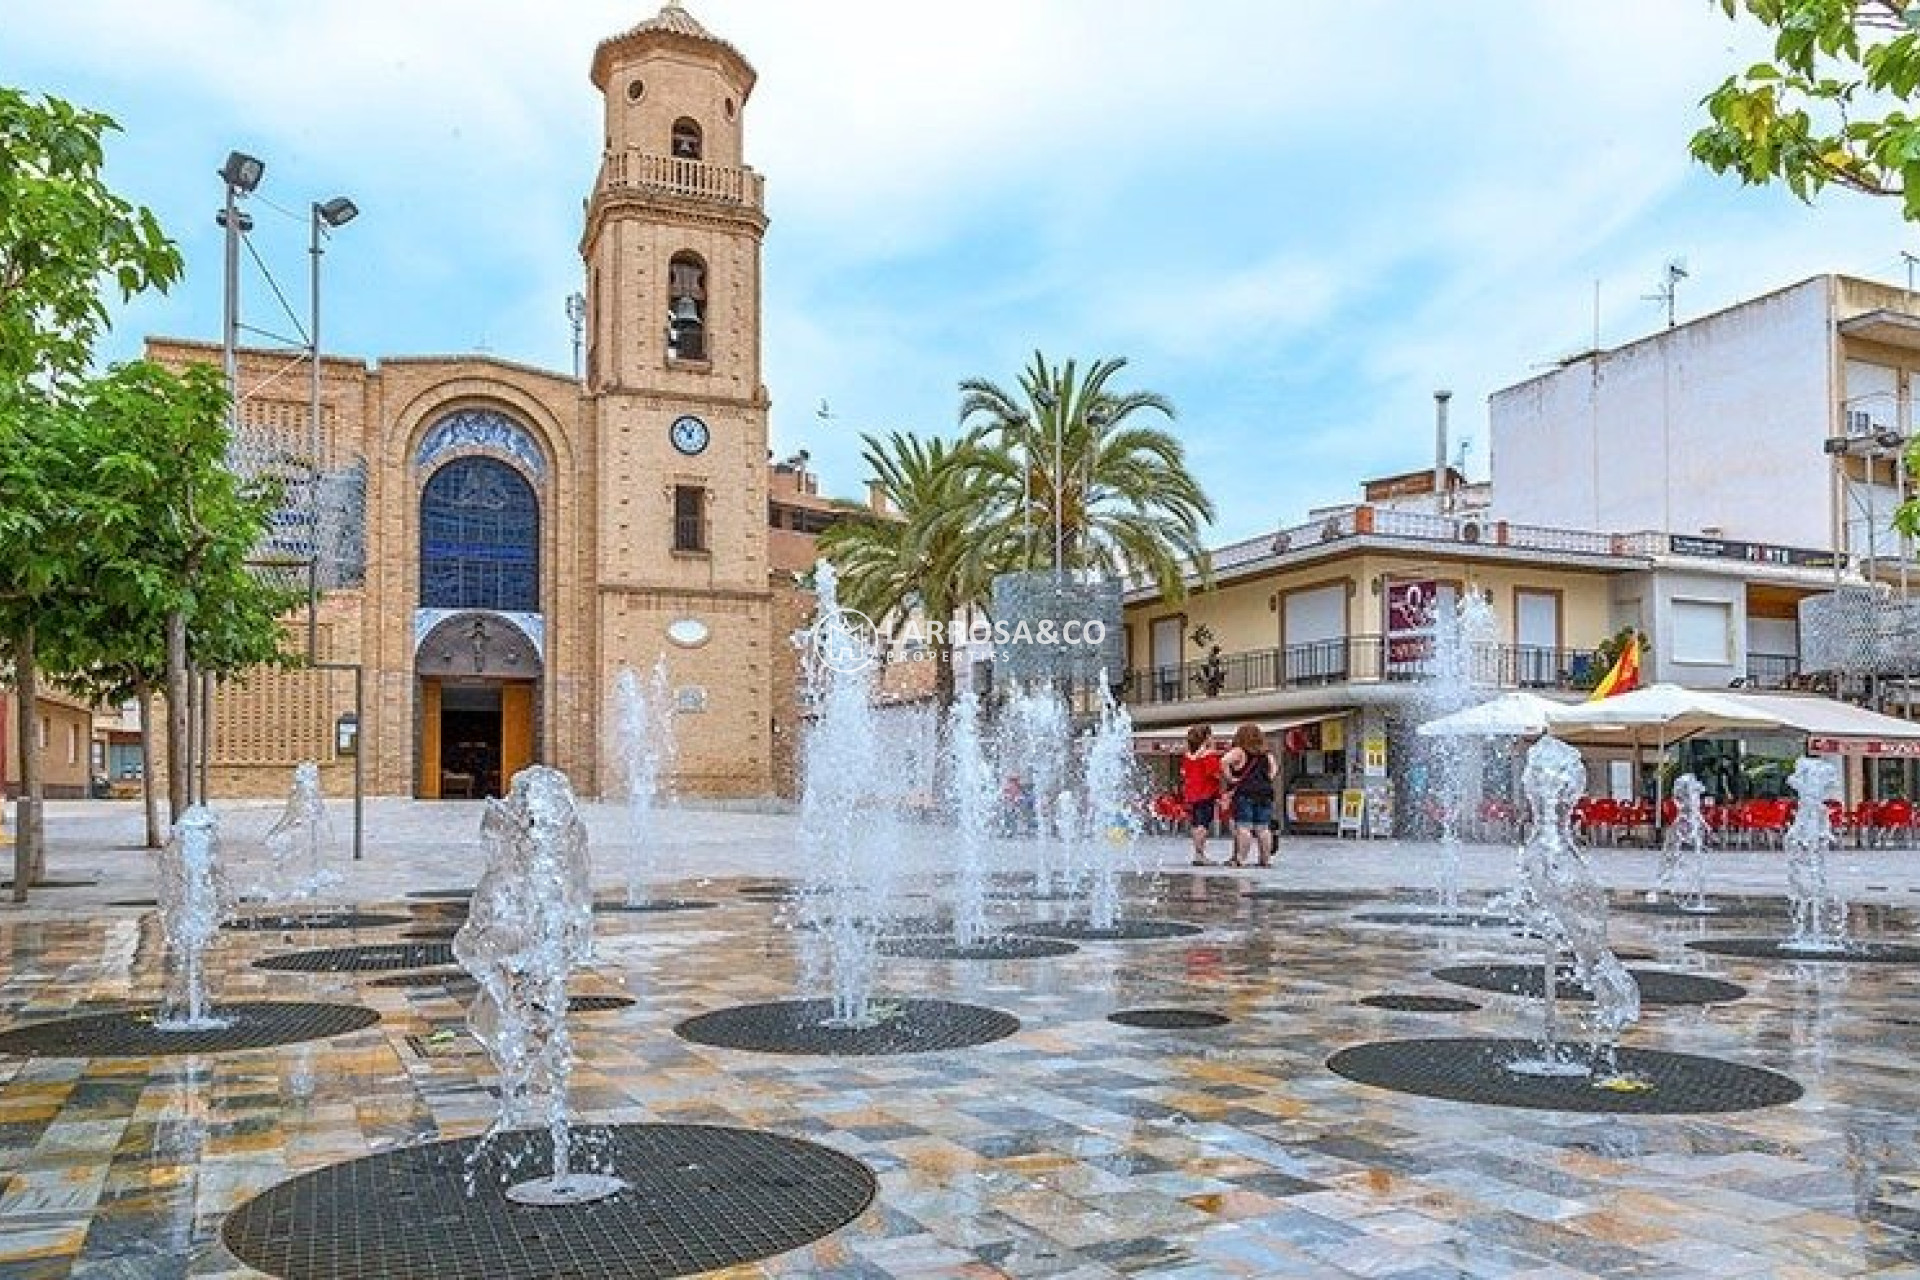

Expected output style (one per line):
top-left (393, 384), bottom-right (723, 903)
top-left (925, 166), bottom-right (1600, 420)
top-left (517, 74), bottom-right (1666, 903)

top-left (149, 4), bottom-right (830, 802)
top-left (0, 690), bottom-right (97, 801)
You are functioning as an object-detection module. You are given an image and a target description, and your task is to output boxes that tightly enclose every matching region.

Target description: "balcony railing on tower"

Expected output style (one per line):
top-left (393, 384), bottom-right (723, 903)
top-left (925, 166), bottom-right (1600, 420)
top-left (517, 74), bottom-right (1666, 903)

top-left (597, 150), bottom-right (765, 206)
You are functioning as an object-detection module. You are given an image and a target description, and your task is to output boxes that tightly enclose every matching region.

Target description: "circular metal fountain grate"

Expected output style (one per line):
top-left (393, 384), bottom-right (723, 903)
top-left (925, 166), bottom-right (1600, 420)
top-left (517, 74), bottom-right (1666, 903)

top-left (219, 1122), bottom-right (877, 1280)
top-left (255, 943), bottom-right (455, 973)
top-left (1011, 920), bottom-right (1203, 942)
top-left (1328, 1038), bottom-right (1803, 1114)
top-left (367, 970), bottom-right (473, 989)
top-left (108, 898), bottom-right (158, 908)
top-left (1107, 1008), bottom-right (1230, 1030)
top-left (224, 912), bottom-right (410, 932)
top-left (1687, 938), bottom-right (1920, 964)
top-left (0, 1001), bottom-right (379, 1058)
top-left (675, 998), bottom-right (1018, 1056)
top-left (593, 899), bottom-right (718, 914)
top-left (735, 883), bottom-right (801, 900)
top-left (1611, 897), bottom-right (1785, 919)
top-left (1360, 993), bottom-right (1483, 1013)
top-left (406, 888), bottom-right (473, 900)
top-left (1244, 889), bottom-right (1384, 907)
top-left (1432, 964), bottom-right (1746, 1006)
top-left (875, 936), bottom-right (1080, 961)
top-left (1349, 910), bottom-right (1517, 929)
top-left (568, 995), bottom-right (636, 1013)
top-left (0, 879), bottom-right (95, 889)
top-left (401, 925), bottom-right (462, 941)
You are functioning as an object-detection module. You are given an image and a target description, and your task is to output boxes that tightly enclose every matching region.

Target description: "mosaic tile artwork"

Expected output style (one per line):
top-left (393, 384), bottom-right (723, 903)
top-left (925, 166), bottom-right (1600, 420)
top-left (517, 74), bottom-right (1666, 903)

top-left (6, 814), bottom-right (1920, 1278)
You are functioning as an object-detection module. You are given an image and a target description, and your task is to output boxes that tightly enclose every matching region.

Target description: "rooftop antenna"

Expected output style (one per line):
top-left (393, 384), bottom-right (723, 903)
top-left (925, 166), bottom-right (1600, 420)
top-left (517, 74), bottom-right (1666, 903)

top-left (1643, 258), bottom-right (1688, 329)
top-left (1902, 250), bottom-right (1920, 297)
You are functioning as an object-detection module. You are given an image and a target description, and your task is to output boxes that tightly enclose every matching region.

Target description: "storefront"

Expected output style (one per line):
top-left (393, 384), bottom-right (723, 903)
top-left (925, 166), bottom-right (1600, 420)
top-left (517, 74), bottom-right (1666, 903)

top-left (1133, 710), bottom-right (1353, 832)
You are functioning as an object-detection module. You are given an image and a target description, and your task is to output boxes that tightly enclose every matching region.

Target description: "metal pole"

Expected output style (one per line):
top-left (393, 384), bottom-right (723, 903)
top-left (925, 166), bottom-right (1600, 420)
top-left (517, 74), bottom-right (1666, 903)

top-left (353, 664), bottom-right (364, 861)
top-left (308, 206), bottom-right (323, 662)
top-left (199, 669), bottom-right (213, 804)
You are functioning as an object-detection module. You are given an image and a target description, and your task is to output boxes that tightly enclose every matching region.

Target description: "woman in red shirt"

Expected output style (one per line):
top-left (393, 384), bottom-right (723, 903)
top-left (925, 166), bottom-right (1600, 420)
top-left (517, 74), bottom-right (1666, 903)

top-left (1181, 724), bottom-right (1223, 866)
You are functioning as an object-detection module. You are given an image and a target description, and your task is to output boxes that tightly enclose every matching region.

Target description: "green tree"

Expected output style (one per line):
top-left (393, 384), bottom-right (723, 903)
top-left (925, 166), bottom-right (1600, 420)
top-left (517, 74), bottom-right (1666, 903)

top-left (0, 89), bottom-right (182, 898)
top-left (816, 431), bottom-right (994, 708)
top-left (1693, 1), bottom-right (1920, 219)
top-left (957, 352), bottom-right (1214, 601)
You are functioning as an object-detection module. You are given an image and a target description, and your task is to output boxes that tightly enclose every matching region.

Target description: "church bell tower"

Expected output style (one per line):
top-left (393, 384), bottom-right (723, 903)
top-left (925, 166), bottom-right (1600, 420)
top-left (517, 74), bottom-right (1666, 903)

top-left (584, 3), bottom-right (772, 796)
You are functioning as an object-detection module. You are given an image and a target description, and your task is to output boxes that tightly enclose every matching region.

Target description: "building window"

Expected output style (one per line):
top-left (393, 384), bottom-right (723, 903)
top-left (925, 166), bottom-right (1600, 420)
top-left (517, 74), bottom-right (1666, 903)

top-left (67, 723), bottom-right (79, 766)
top-left (674, 486), bottom-right (708, 553)
top-left (666, 252), bottom-right (707, 361)
top-left (37, 715), bottom-right (48, 750)
top-left (671, 116), bottom-right (703, 159)
top-left (420, 457), bottom-right (541, 611)
top-left (1671, 598), bottom-right (1734, 665)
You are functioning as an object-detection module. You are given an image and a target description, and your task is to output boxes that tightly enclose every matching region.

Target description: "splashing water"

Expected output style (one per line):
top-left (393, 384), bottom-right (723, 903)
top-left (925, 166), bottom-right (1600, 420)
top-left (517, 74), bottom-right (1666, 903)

top-left (454, 766), bottom-right (622, 1205)
top-left (1784, 757), bottom-right (1849, 953)
top-left (256, 761), bottom-right (340, 902)
top-left (946, 685), bottom-right (996, 948)
top-left (1509, 736), bottom-right (1640, 1079)
top-left (612, 658), bottom-right (676, 906)
top-left (1418, 591), bottom-right (1498, 910)
top-left (154, 805), bottom-right (231, 1031)
top-left (797, 560), bottom-right (893, 1029)
top-left (1082, 679), bottom-right (1137, 931)
top-left (1655, 773), bottom-right (1715, 912)
top-left (1000, 685), bottom-right (1070, 894)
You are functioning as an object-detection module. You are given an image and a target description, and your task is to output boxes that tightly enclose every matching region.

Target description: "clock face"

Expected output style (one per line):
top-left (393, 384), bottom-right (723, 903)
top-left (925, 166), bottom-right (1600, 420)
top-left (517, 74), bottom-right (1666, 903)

top-left (669, 414), bottom-right (710, 456)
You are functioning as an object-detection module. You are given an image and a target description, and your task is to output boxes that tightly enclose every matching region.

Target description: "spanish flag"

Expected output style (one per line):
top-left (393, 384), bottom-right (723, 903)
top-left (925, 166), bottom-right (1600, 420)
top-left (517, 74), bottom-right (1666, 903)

top-left (1587, 634), bottom-right (1641, 701)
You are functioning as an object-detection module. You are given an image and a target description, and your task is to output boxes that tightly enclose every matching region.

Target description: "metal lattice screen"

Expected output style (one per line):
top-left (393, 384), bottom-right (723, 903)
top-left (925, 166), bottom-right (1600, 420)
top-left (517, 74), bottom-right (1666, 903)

top-left (229, 398), bottom-right (366, 591)
top-left (1799, 586), bottom-right (1920, 676)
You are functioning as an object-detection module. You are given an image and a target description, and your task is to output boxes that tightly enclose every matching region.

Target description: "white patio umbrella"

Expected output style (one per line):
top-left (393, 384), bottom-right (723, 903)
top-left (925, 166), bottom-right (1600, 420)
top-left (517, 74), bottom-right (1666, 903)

top-left (1417, 691), bottom-right (1572, 738)
top-left (1550, 683), bottom-right (1782, 746)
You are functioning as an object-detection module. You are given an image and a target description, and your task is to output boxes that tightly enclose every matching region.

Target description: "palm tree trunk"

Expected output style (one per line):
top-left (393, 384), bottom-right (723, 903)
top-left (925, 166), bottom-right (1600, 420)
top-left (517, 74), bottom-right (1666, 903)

top-left (135, 674), bottom-right (161, 848)
top-left (934, 639), bottom-right (956, 711)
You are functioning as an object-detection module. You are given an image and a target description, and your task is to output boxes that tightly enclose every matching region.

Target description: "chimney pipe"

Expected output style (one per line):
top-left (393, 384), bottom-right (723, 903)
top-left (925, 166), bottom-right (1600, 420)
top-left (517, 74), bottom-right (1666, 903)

top-left (1433, 390), bottom-right (1452, 516)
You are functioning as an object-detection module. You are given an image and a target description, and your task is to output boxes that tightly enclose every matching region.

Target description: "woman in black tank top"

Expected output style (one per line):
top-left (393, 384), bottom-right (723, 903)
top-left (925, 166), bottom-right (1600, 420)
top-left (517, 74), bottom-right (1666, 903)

top-left (1221, 723), bottom-right (1279, 867)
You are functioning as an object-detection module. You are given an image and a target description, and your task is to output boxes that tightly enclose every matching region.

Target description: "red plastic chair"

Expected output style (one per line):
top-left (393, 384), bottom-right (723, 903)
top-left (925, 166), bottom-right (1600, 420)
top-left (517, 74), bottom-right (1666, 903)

top-left (1874, 798), bottom-right (1916, 849)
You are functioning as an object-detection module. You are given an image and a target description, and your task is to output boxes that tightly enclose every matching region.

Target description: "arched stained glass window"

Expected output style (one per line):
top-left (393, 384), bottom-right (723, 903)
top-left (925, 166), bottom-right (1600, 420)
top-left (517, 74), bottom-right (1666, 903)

top-left (420, 458), bottom-right (540, 611)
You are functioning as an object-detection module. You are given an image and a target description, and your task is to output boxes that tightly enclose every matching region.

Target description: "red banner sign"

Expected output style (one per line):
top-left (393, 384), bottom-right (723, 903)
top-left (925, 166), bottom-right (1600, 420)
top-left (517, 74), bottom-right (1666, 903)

top-left (1807, 736), bottom-right (1920, 757)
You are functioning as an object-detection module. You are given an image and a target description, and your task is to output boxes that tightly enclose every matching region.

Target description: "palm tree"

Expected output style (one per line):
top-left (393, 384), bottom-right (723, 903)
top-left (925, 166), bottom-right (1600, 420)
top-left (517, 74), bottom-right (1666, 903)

top-left (815, 430), bottom-right (995, 708)
top-left (957, 352), bottom-right (1213, 599)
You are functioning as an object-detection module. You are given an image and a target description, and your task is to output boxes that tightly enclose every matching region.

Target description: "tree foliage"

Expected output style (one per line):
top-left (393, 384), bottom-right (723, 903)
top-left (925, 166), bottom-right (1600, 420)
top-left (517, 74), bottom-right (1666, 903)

top-left (1693, 1), bottom-right (1920, 219)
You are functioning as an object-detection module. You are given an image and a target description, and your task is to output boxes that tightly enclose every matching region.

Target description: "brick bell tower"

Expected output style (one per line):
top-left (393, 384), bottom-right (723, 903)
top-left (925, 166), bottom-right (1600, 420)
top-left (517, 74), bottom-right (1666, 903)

top-left (584, 3), bottom-right (772, 796)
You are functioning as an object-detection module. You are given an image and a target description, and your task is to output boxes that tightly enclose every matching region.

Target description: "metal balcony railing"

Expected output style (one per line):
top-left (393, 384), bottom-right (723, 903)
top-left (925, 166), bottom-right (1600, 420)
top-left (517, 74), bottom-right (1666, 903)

top-left (1123, 636), bottom-right (1599, 706)
top-left (1743, 652), bottom-right (1801, 690)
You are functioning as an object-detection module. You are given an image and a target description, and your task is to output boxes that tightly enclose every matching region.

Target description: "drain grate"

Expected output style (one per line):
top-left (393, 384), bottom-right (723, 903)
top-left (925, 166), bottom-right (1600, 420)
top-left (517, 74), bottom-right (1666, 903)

top-left (0, 1001), bottom-right (379, 1057)
top-left (1687, 938), bottom-right (1920, 964)
top-left (368, 970), bottom-right (473, 989)
top-left (1611, 897), bottom-right (1785, 919)
top-left (593, 900), bottom-right (718, 914)
top-left (1011, 920), bottom-right (1203, 942)
top-left (1108, 1008), bottom-right (1230, 1030)
top-left (0, 879), bottom-right (95, 889)
top-left (1328, 1037), bottom-right (1802, 1114)
top-left (1360, 993), bottom-right (1482, 1013)
top-left (255, 943), bottom-right (455, 973)
top-left (107, 898), bottom-right (158, 908)
top-left (568, 995), bottom-right (636, 1013)
top-left (406, 888), bottom-right (473, 900)
top-left (1432, 964), bottom-right (1746, 1006)
top-left (875, 937), bottom-right (1079, 961)
top-left (1348, 911), bottom-right (1516, 929)
top-left (224, 912), bottom-right (409, 932)
top-left (401, 925), bottom-right (461, 941)
top-left (676, 997), bottom-right (1018, 1056)
top-left (219, 1122), bottom-right (877, 1280)
top-left (1244, 889), bottom-right (1382, 906)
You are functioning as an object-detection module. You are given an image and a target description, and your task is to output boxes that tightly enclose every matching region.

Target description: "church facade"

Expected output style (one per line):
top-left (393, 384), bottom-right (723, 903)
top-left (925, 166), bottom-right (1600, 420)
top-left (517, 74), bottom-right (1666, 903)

top-left (151, 5), bottom-right (796, 802)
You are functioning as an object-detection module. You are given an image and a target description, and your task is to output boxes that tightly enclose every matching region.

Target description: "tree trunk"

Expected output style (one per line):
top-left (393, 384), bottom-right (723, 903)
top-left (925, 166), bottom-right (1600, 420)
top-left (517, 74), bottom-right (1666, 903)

top-left (14, 624), bottom-right (40, 901)
top-left (166, 609), bottom-right (189, 821)
top-left (135, 674), bottom-right (161, 848)
top-left (934, 639), bottom-right (956, 711)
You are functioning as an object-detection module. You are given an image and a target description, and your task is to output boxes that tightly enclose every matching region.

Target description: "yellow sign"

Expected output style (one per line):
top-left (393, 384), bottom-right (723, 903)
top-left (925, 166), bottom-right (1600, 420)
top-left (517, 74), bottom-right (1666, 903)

top-left (1362, 733), bottom-right (1388, 777)
top-left (1321, 718), bottom-right (1345, 752)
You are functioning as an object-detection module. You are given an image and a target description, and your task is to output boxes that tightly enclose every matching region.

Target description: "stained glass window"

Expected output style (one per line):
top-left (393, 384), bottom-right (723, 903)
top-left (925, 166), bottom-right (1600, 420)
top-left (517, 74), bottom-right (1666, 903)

top-left (419, 458), bottom-right (540, 611)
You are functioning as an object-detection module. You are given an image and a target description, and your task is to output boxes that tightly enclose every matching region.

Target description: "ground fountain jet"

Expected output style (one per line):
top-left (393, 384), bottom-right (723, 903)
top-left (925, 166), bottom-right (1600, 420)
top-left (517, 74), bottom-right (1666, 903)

top-left (1654, 773), bottom-right (1716, 913)
top-left (1509, 735), bottom-right (1641, 1081)
top-left (946, 684), bottom-right (996, 949)
top-left (1783, 757), bottom-right (1849, 953)
top-left (454, 766), bottom-right (623, 1206)
top-left (797, 559), bottom-right (894, 1029)
top-left (1418, 590), bottom-right (1498, 911)
top-left (256, 761), bottom-right (340, 902)
top-left (613, 657), bottom-right (676, 906)
top-left (1000, 684), bottom-right (1069, 895)
top-left (1082, 679), bottom-right (1136, 931)
top-left (154, 805), bottom-right (232, 1031)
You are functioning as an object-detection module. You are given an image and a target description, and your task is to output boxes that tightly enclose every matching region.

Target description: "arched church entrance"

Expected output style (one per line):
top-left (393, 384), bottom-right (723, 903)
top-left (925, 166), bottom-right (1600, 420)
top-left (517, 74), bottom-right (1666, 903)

top-left (415, 612), bottom-right (542, 798)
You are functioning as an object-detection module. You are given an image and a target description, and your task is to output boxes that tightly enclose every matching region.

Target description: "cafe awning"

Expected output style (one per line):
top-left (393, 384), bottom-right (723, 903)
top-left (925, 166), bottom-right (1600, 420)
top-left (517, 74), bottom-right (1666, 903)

top-left (1720, 691), bottom-right (1920, 753)
top-left (1132, 709), bottom-right (1352, 755)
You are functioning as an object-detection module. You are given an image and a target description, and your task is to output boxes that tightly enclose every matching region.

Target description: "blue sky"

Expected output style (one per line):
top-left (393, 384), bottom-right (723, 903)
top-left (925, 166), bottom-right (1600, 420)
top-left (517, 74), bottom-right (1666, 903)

top-left (9, 1), bottom-right (1916, 546)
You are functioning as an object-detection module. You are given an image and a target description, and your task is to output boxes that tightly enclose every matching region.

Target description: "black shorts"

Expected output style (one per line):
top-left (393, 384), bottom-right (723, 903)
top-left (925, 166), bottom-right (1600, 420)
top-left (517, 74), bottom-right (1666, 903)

top-left (1187, 799), bottom-right (1216, 828)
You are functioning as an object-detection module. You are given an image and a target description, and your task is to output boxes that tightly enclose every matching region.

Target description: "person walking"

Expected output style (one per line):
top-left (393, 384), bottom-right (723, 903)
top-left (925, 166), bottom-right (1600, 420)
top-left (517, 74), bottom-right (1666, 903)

top-left (1222, 723), bottom-right (1279, 867)
top-left (1180, 724), bottom-right (1223, 866)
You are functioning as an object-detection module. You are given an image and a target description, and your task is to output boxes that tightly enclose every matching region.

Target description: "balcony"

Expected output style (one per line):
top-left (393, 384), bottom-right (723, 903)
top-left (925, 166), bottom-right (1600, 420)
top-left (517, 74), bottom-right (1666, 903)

top-left (1124, 636), bottom-right (1598, 707)
top-left (1742, 652), bottom-right (1802, 690)
top-left (597, 150), bottom-right (765, 207)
